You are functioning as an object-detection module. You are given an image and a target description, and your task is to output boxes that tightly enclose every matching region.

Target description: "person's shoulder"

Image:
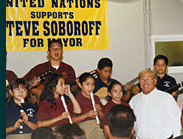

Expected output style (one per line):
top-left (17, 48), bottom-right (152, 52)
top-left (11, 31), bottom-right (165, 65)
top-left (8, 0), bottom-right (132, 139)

top-left (94, 94), bottom-right (100, 100)
top-left (6, 70), bottom-right (17, 77)
top-left (25, 101), bottom-right (37, 108)
top-left (121, 101), bottom-right (130, 108)
top-left (129, 92), bottom-right (142, 105)
top-left (33, 61), bottom-right (49, 68)
top-left (105, 100), bottom-right (112, 106)
top-left (164, 74), bottom-right (176, 81)
top-left (38, 99), bottom-right (51, 108)
top-left (61, 61), bottom-right (74, 69)
top-left (155, 89), bottom-right (174, 100)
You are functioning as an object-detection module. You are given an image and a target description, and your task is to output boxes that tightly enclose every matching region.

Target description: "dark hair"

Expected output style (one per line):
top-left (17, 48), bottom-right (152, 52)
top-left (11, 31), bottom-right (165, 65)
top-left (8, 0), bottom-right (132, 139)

top-left (107, 79), bottom-right (123, 93)
top-left (106, 79), bottom-right (123, 101)
top-left (153, 55), bottom-right (168, 65)
top-left (9, 78), bottom-right (29, 91)
top-left (79, 72), bottom-right (95, 85)
top-left (40, 73), bottom-right (64, 109)
top-left (31, 126), bottom-right (56, 139)
top-left (97, 57), bottom-right (113, 70)
top-left (107, 105), bottom-right (135, 138)
top-left (7, 78), bottom-right (29, 106)
top-left (48, 39), bottom-right (62, 51)
top-left (55, 123), bottom-right (86, 139)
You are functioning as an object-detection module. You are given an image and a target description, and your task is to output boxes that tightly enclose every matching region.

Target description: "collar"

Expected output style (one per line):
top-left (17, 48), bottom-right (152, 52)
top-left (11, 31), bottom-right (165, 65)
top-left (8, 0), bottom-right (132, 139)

top-left (48, 61), bottom-right (63, 70)
top-left (142, 88), bottom-right (157, 97)
top-left (158, 73), bottom-right (167, 80)
top-left (97, 76), bottom-right (112, 85)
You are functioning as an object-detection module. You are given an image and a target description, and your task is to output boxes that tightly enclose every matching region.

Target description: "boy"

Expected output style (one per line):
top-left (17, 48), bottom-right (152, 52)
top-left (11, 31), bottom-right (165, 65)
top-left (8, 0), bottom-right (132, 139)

top-left (106, 105), bottom-right (135, 139)
top-left (93, 57), bottom-right (113, 97)
top-left (23, 39), bottom-right (76, 103)
top-left (153, 55), bottom-right (177, 97)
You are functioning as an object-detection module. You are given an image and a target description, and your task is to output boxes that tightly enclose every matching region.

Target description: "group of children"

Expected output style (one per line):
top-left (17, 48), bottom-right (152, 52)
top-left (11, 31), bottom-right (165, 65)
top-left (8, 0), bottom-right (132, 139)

top-left (6, 72), bottom-right (129, 139)
top-left (6, 55), bottom-right (180, 139)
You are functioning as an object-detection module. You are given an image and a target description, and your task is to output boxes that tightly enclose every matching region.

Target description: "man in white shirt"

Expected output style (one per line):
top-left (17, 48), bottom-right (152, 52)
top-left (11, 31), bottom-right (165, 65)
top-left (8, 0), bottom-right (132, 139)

top-left (129, 69), bottom-right (181, 139)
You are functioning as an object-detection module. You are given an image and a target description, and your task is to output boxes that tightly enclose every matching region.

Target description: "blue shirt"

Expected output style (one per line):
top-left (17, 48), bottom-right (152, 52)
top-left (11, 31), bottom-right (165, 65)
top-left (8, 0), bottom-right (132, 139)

top-left (6, 102), bottom-right (37, 134)
top-left (156, 74), bottom-right (177, 94)
top-left (93, 76), bottom-right (112, 94)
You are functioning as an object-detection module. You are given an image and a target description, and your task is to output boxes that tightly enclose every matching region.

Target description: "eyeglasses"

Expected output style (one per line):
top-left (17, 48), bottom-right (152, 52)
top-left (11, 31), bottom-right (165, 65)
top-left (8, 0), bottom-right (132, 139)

top-left (139, 78), bottom-right (153, 83)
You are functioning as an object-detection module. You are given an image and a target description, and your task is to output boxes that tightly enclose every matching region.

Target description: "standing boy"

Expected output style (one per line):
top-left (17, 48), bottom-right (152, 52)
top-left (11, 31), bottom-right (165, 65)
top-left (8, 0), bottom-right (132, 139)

top-left (153, 55), bottom-right (177, 98)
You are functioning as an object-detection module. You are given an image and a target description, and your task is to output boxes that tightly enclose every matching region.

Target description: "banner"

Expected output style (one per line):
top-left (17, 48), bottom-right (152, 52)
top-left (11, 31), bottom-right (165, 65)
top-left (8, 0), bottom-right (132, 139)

top-left (6, 0), bottom-right (109, 52)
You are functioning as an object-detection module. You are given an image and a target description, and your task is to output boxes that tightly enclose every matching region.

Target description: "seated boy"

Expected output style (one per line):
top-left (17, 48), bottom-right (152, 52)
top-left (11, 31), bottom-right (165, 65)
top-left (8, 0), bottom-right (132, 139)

top-left (93, 57), bottom-right (113, 99)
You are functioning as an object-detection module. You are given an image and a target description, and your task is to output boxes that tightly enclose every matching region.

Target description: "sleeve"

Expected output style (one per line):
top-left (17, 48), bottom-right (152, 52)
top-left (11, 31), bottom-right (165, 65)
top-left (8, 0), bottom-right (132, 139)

top-left (95, 95), bottom-right (105, 120)
top-left (171, 78), bottom-right (177, 87)
top-left (167, 96), bottom-right (182, 137)
top-left (66, 65), bottom-right (76, 82)
top-left (104, 103), bottom-right (109, 125)
top-left (23, 63), bottom-right (46, 82)
top-left (37, 101), bottom-right (50, 121)
top-left (129, 97), bottom-right (134, 109)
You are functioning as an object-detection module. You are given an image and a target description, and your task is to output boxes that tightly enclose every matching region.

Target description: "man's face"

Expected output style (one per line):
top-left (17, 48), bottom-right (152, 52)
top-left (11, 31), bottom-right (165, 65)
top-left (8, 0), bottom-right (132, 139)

top-left (153, 59), bottom-right (168, 75)
top-left (47, 42), bottom-right (63, 61)
top-left (98, 67), bottom-right (112, 81)
top-left (139, 71), bottom-right (157, 95)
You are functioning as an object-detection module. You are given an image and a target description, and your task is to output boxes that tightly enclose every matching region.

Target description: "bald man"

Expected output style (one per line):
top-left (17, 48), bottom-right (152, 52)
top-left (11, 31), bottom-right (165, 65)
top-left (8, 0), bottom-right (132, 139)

top-left (129, 69), bottom-right (181, 139)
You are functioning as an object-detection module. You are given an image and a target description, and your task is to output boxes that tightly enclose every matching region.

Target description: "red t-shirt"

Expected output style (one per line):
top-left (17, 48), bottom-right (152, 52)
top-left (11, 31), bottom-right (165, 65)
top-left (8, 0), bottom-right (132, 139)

top-left (23, 61), bottom-right (76, 84)
top-left (104, 100), bottom-right (130, 125)
top-left (37, 98), bottom-right (73, 127)
top-left (72, 92), bottom-right (104, 123)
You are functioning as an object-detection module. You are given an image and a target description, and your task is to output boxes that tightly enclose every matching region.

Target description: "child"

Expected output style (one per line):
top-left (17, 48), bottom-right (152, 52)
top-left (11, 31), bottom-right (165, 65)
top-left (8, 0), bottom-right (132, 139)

top-left (54, 123), bottom-right (86, 139)
top-left (6, 78), bottom-right (38, 139)
top-left (72, 72), bottom-right (104, 139)
top-left (36, 73), bottom-right (81, 128)
top-left (93, 57), bottom-right (113, 95)
top-left (31, 127), bottom-right (55, 139)
top-left (103, 79), bottom-right (130, 138)
top-left (153, 55), bottom-right (177, 98)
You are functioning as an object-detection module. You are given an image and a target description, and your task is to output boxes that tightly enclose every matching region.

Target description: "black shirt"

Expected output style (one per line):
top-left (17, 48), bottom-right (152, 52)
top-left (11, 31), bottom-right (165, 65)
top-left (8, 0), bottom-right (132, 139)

top-left (156, 74), bottom-right (177, 94)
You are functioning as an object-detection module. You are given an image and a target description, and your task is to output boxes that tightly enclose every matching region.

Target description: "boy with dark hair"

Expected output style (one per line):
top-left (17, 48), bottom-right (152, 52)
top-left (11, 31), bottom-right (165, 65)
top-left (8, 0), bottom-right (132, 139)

top-left (93, 57), bottom-right (113, 96)
top-left (106, 105), bottom-right (135, 139)
top-left (54, 123), bottom-right (86, 139)
top-left (31, 127), bottom-right (55, 139)
top-left (23, 39), bottom-right (76, 104)
top-left (153, 54), bottom-right (177, 97)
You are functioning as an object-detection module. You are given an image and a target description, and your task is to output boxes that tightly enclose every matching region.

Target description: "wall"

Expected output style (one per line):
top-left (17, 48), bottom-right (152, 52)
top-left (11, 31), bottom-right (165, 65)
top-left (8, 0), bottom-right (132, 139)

top-left (151, 0), bottom-right (183, 83)
top-left (7, 0), bottom-right (144, 85)
top-left (6, 0), bottom-right (183, 84)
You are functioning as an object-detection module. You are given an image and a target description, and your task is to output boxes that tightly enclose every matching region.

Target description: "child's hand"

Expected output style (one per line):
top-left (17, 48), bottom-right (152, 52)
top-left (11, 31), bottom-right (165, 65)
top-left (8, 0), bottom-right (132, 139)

top-left (64, 85), bottom-right (72, 96)
top-left (87, 110), bottom-right (97, 118)
top-left (21, 111), bottom-right (28, 124)
top-left (59, 112), bottom-right (70, 120)
top-left (30, 76), bottom-right (40, 88)
top-left (13, 119), bottom-right (23, 130)
top-left (95, 104), bottom-right (102, 112)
